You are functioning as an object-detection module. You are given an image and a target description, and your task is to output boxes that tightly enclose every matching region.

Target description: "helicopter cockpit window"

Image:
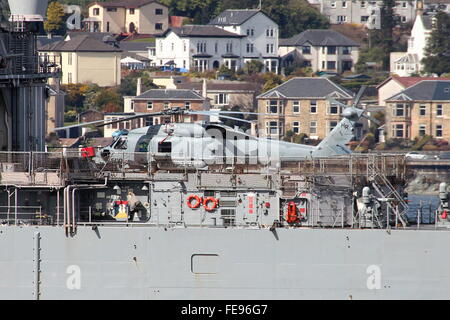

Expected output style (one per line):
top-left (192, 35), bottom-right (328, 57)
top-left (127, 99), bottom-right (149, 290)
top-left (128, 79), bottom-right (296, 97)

top-left (158, 142), bottom-right (172, 153)
top-left (114, 137), bottom-right (128, 150)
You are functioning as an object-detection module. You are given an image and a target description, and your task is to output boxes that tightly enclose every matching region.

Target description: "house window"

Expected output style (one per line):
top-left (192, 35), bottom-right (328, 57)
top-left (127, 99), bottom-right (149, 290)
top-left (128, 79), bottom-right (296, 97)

top-left (68, 53), bottom-right (72, 65)
top-left (155, 8), bottom-right (163, 15)
top-left (303, 60), bottom-right (312, 67)
top-left (247, 29), bottom-right (254, 36)
top-left (331, 1), bottom-right (336, 8)
top-left (93, 8), bottom-right (100, 16)
top-left (267, 100), bottom-right (282, 114)
top-left (337, 15), bottom-right (347, 22)
top-left (164, 102), bottom-right (169, 109)
top-left (328, 46), bottom-right (337, 55)
top-left (327, 61), bottom-right (336, 70)
top-left (147, 101), bottom-right (153, 110)
top-left (361, 1), bottom-right (366, 8)
top-left (329, 103), bottom-right (339, 114)
top-left (266, 44), bottom-right (274, 54)
top-left (215, 94), bottom-right (228, 105)
top-left (342, 1), bottom-right (347, 8)
top-left (155, 23), bottom-right (163, 30)
top-left (226, 42), bottom-right (233, 53)
top-left (329, 121), bottom-right (338, 132)
top-left (214, 42), bottom-right (218, 53)
top-left (106, 7), bottom-right (117, 12)
top-left (419, 125), bottom-right (426, 136)
top-left (310, 100), bottom-right (317, 113)
top-left (130, 101), bottom-right (134, 111)
top-left (302, 46), bottom-right (311, 54)
top-left (68, 72), bottom-right (72, 83)
top-left (310, 121), bottom-right (317, 134)
top-left (293, 121), bottom-right (300, 134)
top-left (129, 8), bottom-right (135, 14)
top-left (393, 124), bottom-right (404, 138)
top-left (171, 43), bottom-right (174, 51)
top-left (266, 121), bottom-right (283, 135)
top-left (361, 16), bottom-right (369, 22)
top-left (197, 42), bottom-right (207, 53)
top-left (106, 22), bottom-right (110, 32)
top-left (293, 101), bottom-right (300, 113)
top-left (185, 101), bottom-right (191, 109)
top-left (266, 28), bottom-right (274, 37)
top-left (436, 125), bottom-right (443, 137)
top-left (394, 103), bottom-right (405, 117)
top-left (420, 105), bottom-right (426, 116)
top-left (437, 104), bottom-right (443, 116)
top-left (246, 43), bottom-right (254, 53)
top-left (342, 47), bottom-right (351, 55)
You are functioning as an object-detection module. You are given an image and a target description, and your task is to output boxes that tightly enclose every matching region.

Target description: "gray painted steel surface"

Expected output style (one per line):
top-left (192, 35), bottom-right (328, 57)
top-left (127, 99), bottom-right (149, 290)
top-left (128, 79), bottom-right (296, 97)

top-left (0, 226), bottom-right (449, 300)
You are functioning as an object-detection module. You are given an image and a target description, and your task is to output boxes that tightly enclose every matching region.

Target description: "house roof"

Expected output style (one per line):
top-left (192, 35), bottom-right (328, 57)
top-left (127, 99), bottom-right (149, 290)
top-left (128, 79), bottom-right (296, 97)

top-left (88, 0), bottom-right (166, 9)
top-left (119, 41), bottom-right (155, 51)
top-left (134, 89), bottom-right (206, 100)
top-left (157, 25), bottom-right (244, 38)
top-left (386, 80), bottom-right (450, 101)
top-left (37, 35), bottom-right (64, 50)
top-left (39, 35), bottom-right (122, 52)
top-left (376, 76), bottom-right (450, 89)
top-left (257, 77), bottom-right (354, 99)
top-left (176, 80), bottom-right (260, 92)
top-left (279, 29), bottom-right (360, 47)
top-left (209, 9), bottom-right (267, 26)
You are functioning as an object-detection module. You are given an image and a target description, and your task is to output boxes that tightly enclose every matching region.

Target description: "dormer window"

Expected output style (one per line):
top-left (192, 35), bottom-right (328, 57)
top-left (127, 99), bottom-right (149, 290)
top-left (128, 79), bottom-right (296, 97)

top-left (155, 8), bottom-right (163, 15)
top-left (129, 8), bottom-right (135, 15)
top-left (93, 8), bottom-right (100, 16)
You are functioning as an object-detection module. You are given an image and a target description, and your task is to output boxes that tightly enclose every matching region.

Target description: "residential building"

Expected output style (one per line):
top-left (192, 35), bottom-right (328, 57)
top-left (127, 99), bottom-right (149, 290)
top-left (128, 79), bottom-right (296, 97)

top-left (155, 9), bottom-right (280, 73)
top-left (316, 0), bottom-right (419, 29)
top-left (209, 9), bottom-right (280, 72)
top-left (175, 80), bottom-right (261, 110)
top-left (104, 89), bottom-right (210, 137)
top-left (390, 9), bottom-right (434, 76)
top-left (155, 25), bottom-right (246, 72)
top-left (38, 34), bottom-right (122, 87)
top-left (84, 0), bottom-right (169, 34)
top-left (279, 29), bottom-right (360, 74)
top-left (385, 80), bottom-right (450, 140)
top-left (257, 77), bottom-right (354, 140)
top-left (377, 76), bottom-right (449, 106)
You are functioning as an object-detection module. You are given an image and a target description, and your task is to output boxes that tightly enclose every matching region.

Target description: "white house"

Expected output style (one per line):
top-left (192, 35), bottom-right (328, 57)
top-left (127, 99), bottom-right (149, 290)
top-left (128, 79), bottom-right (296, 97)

top-left (390, 10), bottom-right (434, 76)
top-left (155, 9), bottom-right (280, 73)
top-left (209, 9), bottom-right (280, 73)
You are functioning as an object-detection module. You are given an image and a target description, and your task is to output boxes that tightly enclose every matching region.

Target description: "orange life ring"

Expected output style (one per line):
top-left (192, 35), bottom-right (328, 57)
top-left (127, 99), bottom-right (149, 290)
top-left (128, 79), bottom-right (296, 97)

top-left (187, 195), bottom-right (202, 209)
top-left (203, 197), bottom-right (219, 212)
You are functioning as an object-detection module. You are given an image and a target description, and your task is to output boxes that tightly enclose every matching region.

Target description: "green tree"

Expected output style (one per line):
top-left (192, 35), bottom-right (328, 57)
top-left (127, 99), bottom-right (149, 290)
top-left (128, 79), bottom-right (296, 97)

top-left (243, 60), bottom-right (264, 75)
top-left (44, 1), bottom-right (65, 34)
top-left (262, 73), bottom-right (284, 92)
top-left (422, 11), bottom-right (450, 76)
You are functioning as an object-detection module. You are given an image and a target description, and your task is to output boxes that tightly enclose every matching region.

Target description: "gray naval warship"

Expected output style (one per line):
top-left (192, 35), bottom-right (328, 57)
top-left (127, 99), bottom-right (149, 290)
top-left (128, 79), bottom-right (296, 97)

top-left (2, 0), bottom-right (450, 301)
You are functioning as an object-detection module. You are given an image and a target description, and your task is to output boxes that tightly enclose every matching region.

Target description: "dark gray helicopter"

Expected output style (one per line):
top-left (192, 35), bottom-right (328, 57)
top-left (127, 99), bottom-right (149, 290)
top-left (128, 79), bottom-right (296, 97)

top-left (55, 86), bottom-right (378, 169)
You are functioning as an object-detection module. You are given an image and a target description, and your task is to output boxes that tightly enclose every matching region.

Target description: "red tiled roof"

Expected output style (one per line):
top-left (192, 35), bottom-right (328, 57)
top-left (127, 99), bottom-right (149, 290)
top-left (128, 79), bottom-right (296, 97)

top-left (393, 76), bottom-right (450, 88)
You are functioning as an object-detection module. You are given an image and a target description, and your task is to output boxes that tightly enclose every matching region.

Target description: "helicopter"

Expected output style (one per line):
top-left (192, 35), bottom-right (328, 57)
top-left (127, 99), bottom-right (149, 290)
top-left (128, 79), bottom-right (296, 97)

top-left (54, 86), bottom-right (379, 169)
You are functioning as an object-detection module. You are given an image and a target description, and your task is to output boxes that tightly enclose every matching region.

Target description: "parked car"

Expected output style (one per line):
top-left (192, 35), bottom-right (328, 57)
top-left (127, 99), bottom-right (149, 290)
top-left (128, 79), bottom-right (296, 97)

top-left (436, 152), bottom-right (450, 160)
top-left (405, 152), bottom-right (427, 160)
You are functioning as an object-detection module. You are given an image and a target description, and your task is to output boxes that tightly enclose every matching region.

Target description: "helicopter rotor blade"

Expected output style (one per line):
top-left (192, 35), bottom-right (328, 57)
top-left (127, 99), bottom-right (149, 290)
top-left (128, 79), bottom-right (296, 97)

top-left (188, 111), bottom-right (254, 124)
top-left (200, 110), bottom-right (286, 117)
top-left (54, 119), bottom-right (114, 131)
top-left (352, 85), bottom-right (367, 108)
top-left (361, 113), bottom-right (381, 126)
top-left (95, 112), bottom-right (166, 128)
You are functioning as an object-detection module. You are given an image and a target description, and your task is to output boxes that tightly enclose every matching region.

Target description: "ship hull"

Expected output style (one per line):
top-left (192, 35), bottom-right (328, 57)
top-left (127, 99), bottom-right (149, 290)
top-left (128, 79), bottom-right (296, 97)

top-left (0, 226), bottom-right (448, 300)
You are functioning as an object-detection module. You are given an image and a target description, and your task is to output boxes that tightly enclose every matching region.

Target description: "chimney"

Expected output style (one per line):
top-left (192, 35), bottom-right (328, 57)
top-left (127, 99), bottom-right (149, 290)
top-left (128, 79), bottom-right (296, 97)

top-left (416, 0), bottom-right (424, 16)
top-left (202, 78), bottom-right (207, 98)
top-left (136, 77), bottom-right (142, 96)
